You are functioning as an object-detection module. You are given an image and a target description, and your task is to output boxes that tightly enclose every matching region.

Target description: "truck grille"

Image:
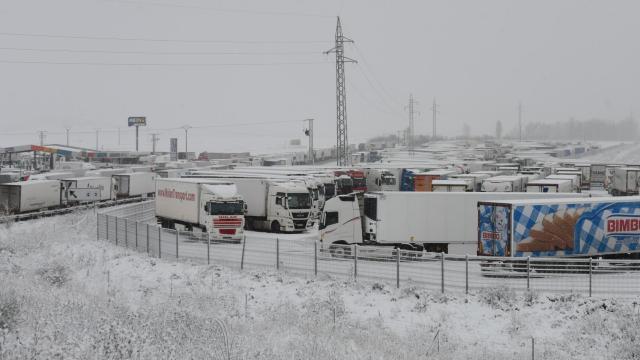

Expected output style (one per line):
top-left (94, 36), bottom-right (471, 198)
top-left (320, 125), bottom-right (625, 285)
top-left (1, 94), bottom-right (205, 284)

top-left (294, 220), bottom-right (308, 229)
top-left (214, 219), bottom-right (243, 228)
top-left (292, 212), bottom-right (309, 219)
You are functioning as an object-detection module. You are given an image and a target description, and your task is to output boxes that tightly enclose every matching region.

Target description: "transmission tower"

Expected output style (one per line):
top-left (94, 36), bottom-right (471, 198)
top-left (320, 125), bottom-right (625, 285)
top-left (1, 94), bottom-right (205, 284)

top-left (325, 17), bottom-right (356, 166)
top-left (405, 94), bottom-right (419, 155)
top-left (38, 130), bottom-right (46, 146)
top-left (431, 98), bottom-right (440, 139)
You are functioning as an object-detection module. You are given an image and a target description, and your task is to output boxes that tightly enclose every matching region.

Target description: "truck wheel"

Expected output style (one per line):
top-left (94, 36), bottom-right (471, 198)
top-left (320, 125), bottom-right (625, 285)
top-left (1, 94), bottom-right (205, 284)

top-left (329, 241), bottom-right (351, 258)
top-left (271, 221), bottom-right (281, 233)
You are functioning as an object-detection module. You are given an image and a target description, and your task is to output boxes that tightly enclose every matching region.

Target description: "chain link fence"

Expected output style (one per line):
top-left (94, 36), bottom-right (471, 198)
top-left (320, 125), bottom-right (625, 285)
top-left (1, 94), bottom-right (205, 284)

top-left (97, 201), bottom-right (640, 297)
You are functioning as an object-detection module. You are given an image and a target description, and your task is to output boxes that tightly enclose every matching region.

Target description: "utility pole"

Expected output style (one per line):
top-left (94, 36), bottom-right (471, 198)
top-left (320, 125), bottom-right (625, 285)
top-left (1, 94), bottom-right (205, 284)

top-left (405, 94), bottom-right (419, 155)
top-left (150, 133), bottom-right (160, 154)
top-left (304, 119), bottom-right (314, 165)
top-left (118, 127), bottom-right (121, 146)
top-left (325, 17), bottom-right (356, 167)
top-left (95, 129), bottom-right (100, 151)
top-left (38, 130), bottom-right (46, 146)
top-left (431, 98), bottom-right (440, 139)
top-left (518, 102), bottom-right (523, 142)
top-left (65, 127), bottom-right (70, 146)
top-left (181, 125), bottom-right (192, 160)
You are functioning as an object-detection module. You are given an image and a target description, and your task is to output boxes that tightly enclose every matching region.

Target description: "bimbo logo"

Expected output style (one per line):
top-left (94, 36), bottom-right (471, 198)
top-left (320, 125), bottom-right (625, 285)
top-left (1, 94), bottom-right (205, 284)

top-left (606, 215), bottom-right (640, 235)
top-left (481, 231), bottom-right (503, 240)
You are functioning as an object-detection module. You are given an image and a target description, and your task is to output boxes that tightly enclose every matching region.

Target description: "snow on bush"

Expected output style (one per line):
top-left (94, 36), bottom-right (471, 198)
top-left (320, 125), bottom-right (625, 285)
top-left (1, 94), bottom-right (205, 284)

top-left (1, 210), bottom-right (640, 359)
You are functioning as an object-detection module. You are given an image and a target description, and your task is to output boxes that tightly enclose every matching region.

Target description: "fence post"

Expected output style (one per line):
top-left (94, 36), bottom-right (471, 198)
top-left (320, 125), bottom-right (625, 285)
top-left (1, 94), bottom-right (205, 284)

top-left (440, 252), bottom-right (445, 294)
top-left (396, 248), bottom-right (400, 288)
top-left (175, 230), bottom-right (179, 259)
top-left (589, 258), bottom-right (593, 297)
top-left (124, 219), bottom-right (128, 247)
top-left (353, 244), bottom-right (358, 281)
top-left (135, 222), bottom-right (138, 249)
top-left (531, 337), bottom-right (535, 360)
top-left (146, 224), bottom-right (149, 254)
top-left (115, 217), bottom-right (118, 246)
top-left (240, 235), bottom-right (246, 270)
top-left (465, 254), bottom-right (469, 295)
top-left (527, 256), bottom-right (531, 290)
top-left (207, 232), bottom-right (210, 265)
top-left (276, 238), bottom-right (280, 270)
top-left (158, 227), bottom-right (162, 259)
top-left (97, 214), bottom-right (100, 240)
top-left (314, 240), bottom-right (318, 276)
top-left (106, 215), bottom-right (109, 241)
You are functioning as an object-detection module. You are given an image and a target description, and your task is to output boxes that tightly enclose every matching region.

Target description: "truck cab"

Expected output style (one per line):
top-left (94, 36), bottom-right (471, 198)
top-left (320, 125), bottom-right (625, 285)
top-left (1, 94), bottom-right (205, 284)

top-left (200, 186), bottom-right (245, 240)
top-left (319, 193), bottom-right (363, 245)
top-left (269, 181), bottom-right (314, 232)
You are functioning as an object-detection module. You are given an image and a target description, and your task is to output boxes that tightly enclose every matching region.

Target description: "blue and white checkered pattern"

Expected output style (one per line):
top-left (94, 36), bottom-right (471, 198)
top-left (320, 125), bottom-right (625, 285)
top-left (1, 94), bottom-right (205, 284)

top-left (512, 202), bottom-right (640, 257)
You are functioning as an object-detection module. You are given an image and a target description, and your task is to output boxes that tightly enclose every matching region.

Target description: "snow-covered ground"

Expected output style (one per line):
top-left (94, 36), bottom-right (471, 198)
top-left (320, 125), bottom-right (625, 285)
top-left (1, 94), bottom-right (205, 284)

top-left (2, 212), bottom-right (640, 359)
top-left (571, 142), bottom-right (640, 163)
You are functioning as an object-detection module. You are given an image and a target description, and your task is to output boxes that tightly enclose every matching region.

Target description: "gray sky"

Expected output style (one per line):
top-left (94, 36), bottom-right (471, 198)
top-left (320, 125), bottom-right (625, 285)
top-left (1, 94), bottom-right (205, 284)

top-left (0, 0), bottom-right (638, 153)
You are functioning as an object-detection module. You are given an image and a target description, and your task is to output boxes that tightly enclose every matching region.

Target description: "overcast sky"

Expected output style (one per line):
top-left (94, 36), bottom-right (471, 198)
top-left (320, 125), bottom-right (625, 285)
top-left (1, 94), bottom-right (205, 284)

top-left (0, 0), bottom-right (638, 153)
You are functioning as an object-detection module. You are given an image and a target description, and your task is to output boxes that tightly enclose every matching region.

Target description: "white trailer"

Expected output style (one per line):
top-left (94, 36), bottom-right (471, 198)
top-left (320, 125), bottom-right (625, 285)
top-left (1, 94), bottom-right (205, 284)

top-left (481, 175), bottom-right (528, 192)
top-left (526, 179), bottom-right (573, 193)
top-left (62, 176), bottom-right (115, 203)
top-left (546, 174), bottom-right (581, 192)
top-left (319, 191), bottom-right (590, 255)
top-left (113, 172), bottom-right (156, 198)
top-left (610, 167), bottom-right (640, 196)
top-left (0, 180), bottom-right (61, 213)
top-left (431, 179), bottom-right (473, 192)
top-left (155, 178), bottom-right (245, 240)
top-left (450, 173), bottom-right (490, 192)
top-left (184, 173), bottom-right (313, 232)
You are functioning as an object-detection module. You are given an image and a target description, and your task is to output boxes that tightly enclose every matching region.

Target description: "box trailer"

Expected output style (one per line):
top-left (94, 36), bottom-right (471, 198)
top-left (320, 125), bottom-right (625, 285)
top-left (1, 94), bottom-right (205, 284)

top-left (478, 196), bottom-right (640, 257)
top-left (155, 178), bottom-right (245, 240)
top-left (450, 173), bottom-right (491, 192)
top-left (113, 172), bottom-right (157, 198)
top-left (62, 176), bottom-right (114, 203)
top-left (413, 169), bottom-right (458, 191)
top-left (546, 174), bottom-right (580, 192)
top-left (526, 179), bottom-right (573, 193)
top-left (0, 180), bottom-right (61, 213)
top-left (431, 179), bottom-right (473, 192)
top-left (610, 167), bottom-right (640, 196)
top-left (319, 191), bottom-right (590, 255)
top-left (590, 164), bottom-right (606, 189)
top-left (481, 175), bottom-right (528, 192)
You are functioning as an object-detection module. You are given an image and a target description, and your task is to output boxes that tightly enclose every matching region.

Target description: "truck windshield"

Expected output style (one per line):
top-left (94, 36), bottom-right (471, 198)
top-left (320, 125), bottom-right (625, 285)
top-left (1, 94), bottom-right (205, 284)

top-left (324, 183), bottom-right (335, 198)
top-left (287, 193), bottom-right (312, 209)
top-left (352, 178), bottom-right (367, 189)
top-left (382, 175), bottom-right (396, 186)
top-left (208, 201), bottom-right (244, 215)
top-left (312, 188), bottom-right (319, 201)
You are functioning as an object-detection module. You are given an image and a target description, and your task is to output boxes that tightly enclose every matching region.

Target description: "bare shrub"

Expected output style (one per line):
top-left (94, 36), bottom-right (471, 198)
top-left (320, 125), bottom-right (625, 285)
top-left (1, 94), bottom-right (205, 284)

top-left (37, 262), bottom-right (70, 287)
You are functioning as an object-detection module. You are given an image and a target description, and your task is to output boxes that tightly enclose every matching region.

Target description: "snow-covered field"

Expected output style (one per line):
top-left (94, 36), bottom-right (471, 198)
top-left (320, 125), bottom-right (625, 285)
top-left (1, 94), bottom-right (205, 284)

top-left (2, 212), bottom-right (640, 359)
top-left (573, 142), bottom-right (640, 163)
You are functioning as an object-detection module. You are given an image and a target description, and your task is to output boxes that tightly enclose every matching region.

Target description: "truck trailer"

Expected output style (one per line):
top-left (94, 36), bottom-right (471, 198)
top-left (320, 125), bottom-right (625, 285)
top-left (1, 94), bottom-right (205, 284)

top-left (61, 176), bottom-right (115, 204)
top-left (0, 180), bottom-right (61, 213)
top-left (478, 196), bottom-right (640, 258)
top-left (481, 175), bottom-right (528, 192)
top-left (155, 178), bottom-right (245, 240)
top-left (610, 167), bottom-right (640, 196)
top-left (525, 179), bottom-right (573, 193)
top-left (113, 172), bottom-right (157, 198)
top-left (319, 191), bottom-right (590, 255)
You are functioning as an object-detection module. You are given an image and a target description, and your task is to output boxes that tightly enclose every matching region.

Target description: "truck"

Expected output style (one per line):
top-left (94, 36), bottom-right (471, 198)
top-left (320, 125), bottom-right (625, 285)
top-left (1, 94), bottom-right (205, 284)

top-left (525, 179), bottom-right (573, 193)
top-left (450, 173), bottom-right (491, 192)
top-left (183, 174), bottom-right (313, 232)
top-left (364, 168), bottom-right (397, 192)
top-left (319, 191), bottom-right (590, 255)
top-left (546, 174), bottom-right (581, 192)
top-left (481, 175), bottom-right (528, 192)
top-left (557, 169), bottom-right (586, 189)
top-left (431, 179), bottom-right (473, 192)
top-left (589, 164), bottom-right (607, 189)
top-left (112, 172), bottom-right (157, 198)
top-left (61, 176), bottom-right (115, 204)
top-left (610, 167), bottom-right (640, 196)
top-left (0, 180), bottom-right (61, 213)
top-left (477, 196), bottom-right (640, 258)
top-left (413, 169), bottom-right (458, 191)
top-left (155, 178), bottom-right (245, 240)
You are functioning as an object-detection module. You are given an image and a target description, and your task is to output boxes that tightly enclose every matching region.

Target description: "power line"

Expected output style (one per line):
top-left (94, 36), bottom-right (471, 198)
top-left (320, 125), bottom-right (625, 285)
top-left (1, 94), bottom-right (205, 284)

top-left (353, 45), bottom-right (403, 108)
top-left (0, 47), bottom-right (323, 56)
top-left (0, 32), bottom-right (331, 44)
top-left (102, 0), bottom-right (334, 18)
top-left (0, 59), bottom-right (330, 67)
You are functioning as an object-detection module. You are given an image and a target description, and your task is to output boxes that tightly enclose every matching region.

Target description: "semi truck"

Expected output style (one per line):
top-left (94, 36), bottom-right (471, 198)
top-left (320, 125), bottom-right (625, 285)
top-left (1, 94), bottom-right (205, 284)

top-left (610, 167), bottom-right (640, 196)
top-left (61, 176), bottom-right (115, 204)
top-left (431, 179), bottom-right (473, 192)
top-left (113, 172), bottom-right (157, 198)
top-left (155, 178), bottom-right (245, 241)
top-left (450, 173), bottom-right (491, 192)
top-left (0, 180), bottom-right (61, 213)
top-left (481, 175), bottom-right (528, 192)
top-left (319, 191), bottom-right (590, 255)
top-left (525, 179), bottom-right (573, 193)
top-left (477, 196), bottom-right (640, 258)
top-left (183, 174), bottom-right (313, 232)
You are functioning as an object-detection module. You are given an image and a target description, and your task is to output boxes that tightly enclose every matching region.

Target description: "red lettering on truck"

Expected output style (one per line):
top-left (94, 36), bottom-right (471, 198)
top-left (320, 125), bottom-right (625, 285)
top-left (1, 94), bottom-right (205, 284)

top-left (157, 188), bottom-right (196, 201)
top-left (607, 216), bottom-right (640, 234)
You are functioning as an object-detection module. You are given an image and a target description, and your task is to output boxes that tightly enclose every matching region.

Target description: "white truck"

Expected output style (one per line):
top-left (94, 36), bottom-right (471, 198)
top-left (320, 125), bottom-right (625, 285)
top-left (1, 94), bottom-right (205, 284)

top-left (183, 174), bottom-right (313, 232)
top-left (450, 173), bottom-right (491, 192)
top-left (525, 179), bottom-right (573, 193)
top-left (364, 168), bottom-right (397, 192)
top-left (319, 191), bottom-right (590, 255)
top-left (481, 175), bottom-right (528, 192)
top-left (61, 176), bottom-right (115, 204)
top-left (546, 174), bottom-right (581, 192)
top-left (431, 179), bottom-right (473, 192)
top-left (155, 178), bottom-right (245, 241)
top-left (113, 172), bottom-right (157, 198)
top-left (0, 180), bottom-right (61, 213)
top-left (610, 167), bottom-right (640, 196)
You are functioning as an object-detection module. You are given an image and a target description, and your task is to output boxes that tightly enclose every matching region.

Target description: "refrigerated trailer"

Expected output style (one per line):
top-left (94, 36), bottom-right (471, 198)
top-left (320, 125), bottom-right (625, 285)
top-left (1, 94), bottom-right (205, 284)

top-left (319, 191), bottom-right (590, 255)
top-left (155, 178), bottom-right (245, 240)
top-left (478, 196), bottom-right (640, 258)
top-left (113, 172), bottom-right (156, 198)
top-left (481, 175), bottom-right (528, 192)
top-left (525, 179), bottom-right (573, 193)
top-left (61, 176), bottom-right (115, 203)
top-left (0, 180), bottom-right (61, 213)
top-left (610, 167), bottom-right (640, 196)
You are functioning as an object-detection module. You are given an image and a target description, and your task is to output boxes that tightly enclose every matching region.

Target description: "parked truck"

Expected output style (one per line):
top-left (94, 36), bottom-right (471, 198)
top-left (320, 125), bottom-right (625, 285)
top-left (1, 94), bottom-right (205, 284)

top-left (183, 174), bottom-right (313, 232)
top-left (481, 175), bottom-right (528, 192)
top-left (526, 179), bottom-right (573, 193)
top-left (0, 180), bottom-right (61, 213)
top-left (431, 179), bottom-right (473, 192)
top-left (477, 196), bottom-right (640, 258)
top-left (319, 191), bottom-right (590, 255)
top-left (610, 167), bottom-right (640, 196)
top-left (113, 172), bottom-right (157, 198)
top-left (155, 178), bottom-right (245, 240)
top-left (61, 176), bottom-right (115, 204)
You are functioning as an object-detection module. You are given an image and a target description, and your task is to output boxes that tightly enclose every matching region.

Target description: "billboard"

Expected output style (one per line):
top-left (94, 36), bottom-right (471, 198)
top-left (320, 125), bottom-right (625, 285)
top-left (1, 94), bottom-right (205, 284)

top-left (170, 138), bottom-right (178, 161)
top-left (128, 116), bottom-right (147, 127)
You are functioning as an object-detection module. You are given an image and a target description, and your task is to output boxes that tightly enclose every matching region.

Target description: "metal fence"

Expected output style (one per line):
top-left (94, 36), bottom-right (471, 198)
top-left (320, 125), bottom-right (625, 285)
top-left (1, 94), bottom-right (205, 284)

top-left (97, 201), bottom-right (640, 297)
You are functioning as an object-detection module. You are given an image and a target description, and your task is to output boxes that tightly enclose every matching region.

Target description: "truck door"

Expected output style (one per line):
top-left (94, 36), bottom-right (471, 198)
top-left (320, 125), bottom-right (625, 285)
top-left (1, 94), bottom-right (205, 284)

top-left (478, 203), bottom-right (511, 256)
